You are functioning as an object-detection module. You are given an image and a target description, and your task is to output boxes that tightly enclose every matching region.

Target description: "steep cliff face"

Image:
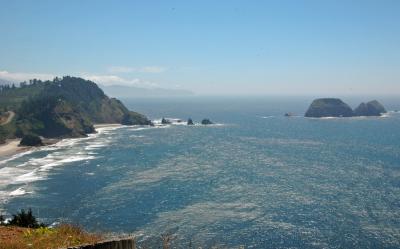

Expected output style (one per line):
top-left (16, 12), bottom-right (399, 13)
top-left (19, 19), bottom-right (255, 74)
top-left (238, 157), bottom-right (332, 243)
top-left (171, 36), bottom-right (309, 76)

top-left (42, 77), bottom-right (150, 125)
top-left (0, 76), bottom-right (151, 138)
top-left (16, 96), bottom-right (95, 138)
top-left (305, 98), bottom-right (354, 118)
top-left (354, 100), bottom-right (387, 116)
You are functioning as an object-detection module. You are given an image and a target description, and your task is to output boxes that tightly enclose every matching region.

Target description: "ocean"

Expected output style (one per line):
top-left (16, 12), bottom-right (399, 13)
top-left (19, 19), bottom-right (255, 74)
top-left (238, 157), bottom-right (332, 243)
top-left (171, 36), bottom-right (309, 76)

top-left (0, 96), bottom-right (399, 248)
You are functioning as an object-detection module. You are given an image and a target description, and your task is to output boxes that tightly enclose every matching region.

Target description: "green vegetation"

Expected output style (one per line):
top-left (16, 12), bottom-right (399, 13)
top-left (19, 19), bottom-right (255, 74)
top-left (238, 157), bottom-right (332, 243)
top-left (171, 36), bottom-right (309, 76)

top-left (0, 208), bottom-right (101, 249)
top-left (0, 209), bottom-right (240, 249)
top-left (0, 127), bottom-right (7, 144)
top-left (0, 224), bottom-right (101, 249)
top-left (0, 116), bottom-right (17, 143)
top-left (0, 76), bottom-right (151, 141)
top-left (8, 209), bottom-right (43, 228)
top-left (0, 80), bottom-right (46, 111)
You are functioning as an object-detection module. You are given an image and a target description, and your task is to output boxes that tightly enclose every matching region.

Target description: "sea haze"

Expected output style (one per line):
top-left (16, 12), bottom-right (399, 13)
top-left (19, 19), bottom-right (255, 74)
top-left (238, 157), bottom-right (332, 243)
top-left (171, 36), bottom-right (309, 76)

top-left (1, 97), bottom-right (399, 248)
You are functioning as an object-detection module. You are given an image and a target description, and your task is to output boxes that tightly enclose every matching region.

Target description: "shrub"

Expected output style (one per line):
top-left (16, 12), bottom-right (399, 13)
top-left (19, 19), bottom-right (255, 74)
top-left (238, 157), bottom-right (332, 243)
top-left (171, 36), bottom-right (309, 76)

top-left (0, 215), bottom-right (4, 225)
top-left (8, 209), bottom-right (43, 228)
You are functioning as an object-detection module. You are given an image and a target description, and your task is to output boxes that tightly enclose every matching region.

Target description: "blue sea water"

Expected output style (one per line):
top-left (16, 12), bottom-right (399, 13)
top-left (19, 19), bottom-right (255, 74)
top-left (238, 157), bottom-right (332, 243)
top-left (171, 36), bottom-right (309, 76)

top-left (0, 97), bottom-right (400, 248)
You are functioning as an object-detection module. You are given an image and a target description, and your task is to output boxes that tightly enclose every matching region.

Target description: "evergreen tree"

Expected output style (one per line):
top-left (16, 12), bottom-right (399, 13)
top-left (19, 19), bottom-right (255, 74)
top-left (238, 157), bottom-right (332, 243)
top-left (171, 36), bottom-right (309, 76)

top-left (9, 208), bottom-right (41, 228)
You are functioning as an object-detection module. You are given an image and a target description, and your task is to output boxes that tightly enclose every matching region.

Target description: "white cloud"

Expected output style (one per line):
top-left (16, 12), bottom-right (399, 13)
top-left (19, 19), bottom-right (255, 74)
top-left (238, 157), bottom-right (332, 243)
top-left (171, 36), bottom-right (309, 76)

top-left (139, 66), bottom-right (167, 73)
top-left (108, 66), bottom-right (167, 73)
top-left (0, 70), bottom-right (54, 83)
top-left (107, 66), bottom-right (134, 73)
top-left (80, 73), bottom-right (159, 88)
top-left (0, 70), bottom-right (160, 88)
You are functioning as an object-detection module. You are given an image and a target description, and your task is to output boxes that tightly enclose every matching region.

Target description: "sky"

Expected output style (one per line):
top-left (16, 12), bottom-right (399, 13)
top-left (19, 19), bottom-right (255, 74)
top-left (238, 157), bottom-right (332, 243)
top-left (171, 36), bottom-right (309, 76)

top-left (0, 0), bottom-right (399, 96)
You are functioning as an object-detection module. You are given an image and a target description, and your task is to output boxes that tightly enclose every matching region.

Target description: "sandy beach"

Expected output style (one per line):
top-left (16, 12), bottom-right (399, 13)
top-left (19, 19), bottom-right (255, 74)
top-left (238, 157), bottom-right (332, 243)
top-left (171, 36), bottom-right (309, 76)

top-left (0, 139), bottom-right (29, 157)
top-left (0, 125), bottom-right (119, 158)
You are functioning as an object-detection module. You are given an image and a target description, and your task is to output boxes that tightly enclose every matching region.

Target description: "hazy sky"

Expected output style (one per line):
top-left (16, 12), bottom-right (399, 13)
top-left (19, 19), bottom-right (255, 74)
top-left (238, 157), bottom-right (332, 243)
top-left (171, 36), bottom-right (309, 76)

top-left (0, 0), bottom-right (399, 95)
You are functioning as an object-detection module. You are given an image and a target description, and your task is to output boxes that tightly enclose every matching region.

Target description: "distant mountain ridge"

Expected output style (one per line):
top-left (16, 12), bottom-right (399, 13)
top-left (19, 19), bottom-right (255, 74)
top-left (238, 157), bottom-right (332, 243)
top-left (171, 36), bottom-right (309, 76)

top-left (0, 76), bottom-right (150, 141)
top-left (100, 84), bottom-right (194, 98)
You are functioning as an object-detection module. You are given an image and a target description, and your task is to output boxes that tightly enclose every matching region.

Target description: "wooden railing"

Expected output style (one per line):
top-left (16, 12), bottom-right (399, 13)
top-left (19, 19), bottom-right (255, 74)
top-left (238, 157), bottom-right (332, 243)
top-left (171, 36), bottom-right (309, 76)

top-left (66, 238), bottom-right (136, 249)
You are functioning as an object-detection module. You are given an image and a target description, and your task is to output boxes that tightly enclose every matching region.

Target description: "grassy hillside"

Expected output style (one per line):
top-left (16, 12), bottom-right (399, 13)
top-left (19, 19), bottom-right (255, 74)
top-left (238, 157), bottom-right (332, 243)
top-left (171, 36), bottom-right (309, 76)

top-left (0, 225), bottom-right (101, 249)
top-left (0, 76), bottom-right (151, 141)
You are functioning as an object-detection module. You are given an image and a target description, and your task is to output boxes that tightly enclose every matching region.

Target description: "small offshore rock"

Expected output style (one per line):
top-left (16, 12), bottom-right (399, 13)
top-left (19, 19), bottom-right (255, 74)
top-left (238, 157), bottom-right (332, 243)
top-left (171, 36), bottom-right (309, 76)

top-left (201, 119), bottom-right (213, 125)
top-left (161, 118), bottom-right (171, 124)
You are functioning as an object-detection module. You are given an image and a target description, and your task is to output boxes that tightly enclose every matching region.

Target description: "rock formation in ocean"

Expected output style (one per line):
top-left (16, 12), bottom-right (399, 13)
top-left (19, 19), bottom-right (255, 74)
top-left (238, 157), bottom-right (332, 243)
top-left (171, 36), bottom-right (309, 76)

top-left (354, 100), bottom-right (387, 116)
top-left (305, 98), bottom-right (354, 117)
top-left (201, 119), bottom-right (213, 125)
top-left (19, 134), bottom-right (43, 146)
top-left (187, 118), bottom-right (194, 125)
top-left (161, 118), bottom-right (171, 124)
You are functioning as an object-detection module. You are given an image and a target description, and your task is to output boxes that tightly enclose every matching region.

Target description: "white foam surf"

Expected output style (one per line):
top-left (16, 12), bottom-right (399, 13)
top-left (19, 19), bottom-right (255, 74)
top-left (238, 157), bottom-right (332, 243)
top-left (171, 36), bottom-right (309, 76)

top-left (0, 149), bottom-right (36, 166)
top-left (9, 187), bottom-right (30, 196)
top-left (0, 133), bottom-right (105, 205)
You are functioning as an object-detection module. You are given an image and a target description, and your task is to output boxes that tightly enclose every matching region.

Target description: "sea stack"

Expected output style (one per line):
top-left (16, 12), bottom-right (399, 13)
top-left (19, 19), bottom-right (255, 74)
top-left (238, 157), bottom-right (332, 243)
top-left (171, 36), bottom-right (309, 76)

top-left (305, 98), bottom-right (354, 118)
top-left (354, 100), bottom-right (387, 116)
top-left (161, 118), bottom-right (171, 124)
top-left (201, 119), bottom-right (213, 125)
top-left (187, 118), bottom-right (194, 125)
top-left (19, 134), bottom-right (43, 147)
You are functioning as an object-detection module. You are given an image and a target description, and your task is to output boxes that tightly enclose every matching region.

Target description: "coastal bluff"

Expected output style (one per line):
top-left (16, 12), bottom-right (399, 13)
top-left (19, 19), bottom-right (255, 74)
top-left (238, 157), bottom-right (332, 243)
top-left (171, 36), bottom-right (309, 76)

top-left (0, 76), bottom-right (151, 142)
top-left (305, 98), bottom-right (387, 118)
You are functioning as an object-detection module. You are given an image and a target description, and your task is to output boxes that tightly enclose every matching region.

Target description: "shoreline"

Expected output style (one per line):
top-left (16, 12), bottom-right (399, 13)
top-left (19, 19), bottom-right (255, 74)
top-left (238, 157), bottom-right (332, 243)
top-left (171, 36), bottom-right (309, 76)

top-left (0, 139), bottom-right (29, 158)
top-left (93, 123), bottom-right (122, 129)
top-left (0, 124), bottom-right (122, 159)
top-left (0, 138), bottom-right (60, 159)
